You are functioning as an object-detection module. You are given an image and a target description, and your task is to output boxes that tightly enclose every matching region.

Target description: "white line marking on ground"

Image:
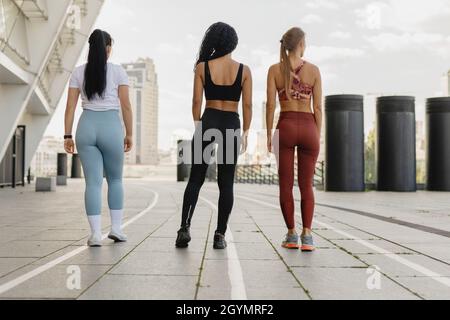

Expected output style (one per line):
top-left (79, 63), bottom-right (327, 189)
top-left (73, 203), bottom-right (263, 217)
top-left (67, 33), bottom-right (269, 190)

top-left (0, 190), bottom-right (159, 296)
top-left (199, 196), bottom-right (247, 300)
top-left (237, 194), bottom-right (450, 289)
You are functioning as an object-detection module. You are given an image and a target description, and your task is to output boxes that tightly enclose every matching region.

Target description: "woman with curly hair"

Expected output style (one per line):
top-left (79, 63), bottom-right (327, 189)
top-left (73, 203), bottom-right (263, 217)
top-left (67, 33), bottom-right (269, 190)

top-left (176, 22), bottom-right (253, 250)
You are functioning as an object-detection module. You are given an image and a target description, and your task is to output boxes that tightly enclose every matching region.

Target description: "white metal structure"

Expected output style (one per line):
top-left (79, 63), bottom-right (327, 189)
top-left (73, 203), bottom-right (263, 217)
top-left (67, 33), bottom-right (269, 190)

top-left (0, 0), bottom-right (104, 169)
top-left (447, 70), bottom-right (450, 96)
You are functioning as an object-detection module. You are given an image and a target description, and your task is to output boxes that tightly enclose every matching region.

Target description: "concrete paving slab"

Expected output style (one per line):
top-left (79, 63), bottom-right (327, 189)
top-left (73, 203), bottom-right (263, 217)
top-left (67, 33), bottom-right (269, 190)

top-left (357, 253), bottom-right (450, 278)
top-left (197, 259), bottom-right (231, 300)
top-left (57, 245), bottom-right (137, 266)
top-left (239, 260), bottom-right (304, 290)
top-left (314, 228), bottom-right (382, 240)
top-left (23, 229), bottom-right (89, 241)
top-left (0, 227), bottom-right (49, 243)
top-left (280, 247), bottom-right (367, 268)
top-left (135, 237), bottom-right (206, 254)
top-left (246, 287), bottom-right (310, 300)
top-left (291, 267), bottom-right (420, 300)
top-left (0, 264), bottom-right (110, 299)
top-left (79, 274), bottom-right (197, 300)
top-left (229, 230), bottom-right (267, 243)
top-left (392, 276), bottom-right (450, 300)
top-left (109, 251), bottom-right (204, 276)
top-left (331, 239), bottom-right (416, 255)
top-left (0, 258), bottom-right (36, 278)
top-left (0, 240), bottom-right (74, 258)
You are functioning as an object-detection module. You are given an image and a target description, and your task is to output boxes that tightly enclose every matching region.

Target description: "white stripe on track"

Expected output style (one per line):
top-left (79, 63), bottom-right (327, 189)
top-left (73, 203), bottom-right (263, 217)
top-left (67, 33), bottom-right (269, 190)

top-left (0, 190), bottom-right (159, 296)
top-left (237, 194), bottom-right (450, 289)
top-left (199, 196), bottom-right (247, 300)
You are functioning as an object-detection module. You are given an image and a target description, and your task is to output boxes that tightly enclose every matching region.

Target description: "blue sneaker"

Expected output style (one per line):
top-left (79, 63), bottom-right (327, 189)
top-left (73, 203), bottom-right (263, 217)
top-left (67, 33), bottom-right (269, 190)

top-left (282, 233), bottom-right (299, 249)
top-left (301, 234), bottom-right (315, 252)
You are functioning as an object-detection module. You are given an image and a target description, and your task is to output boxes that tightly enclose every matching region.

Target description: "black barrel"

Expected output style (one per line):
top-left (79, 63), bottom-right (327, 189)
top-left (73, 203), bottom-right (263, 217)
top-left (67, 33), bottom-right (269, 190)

top-left (57, 153), bottom-right (67, 176)
top-left (71, 154), bottom-right (82, 178)
top-left (426, 97), bottom-right (450, 191)
top-left (325, 95), bottom-right (365, 191)
top-left (376, 96), bottom-right (416, 191)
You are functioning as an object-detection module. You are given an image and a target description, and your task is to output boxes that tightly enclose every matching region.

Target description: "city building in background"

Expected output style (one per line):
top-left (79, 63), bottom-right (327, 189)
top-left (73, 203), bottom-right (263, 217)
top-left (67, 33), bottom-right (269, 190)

top-left (122, 58), bottom-right (159, 165)
top-left (0, 0), bottom-right (104, 186)
top-left (254, 101), bottom-right (280, 164)
top-left (416, 121), bottom-right (426, 159)
top-left (441, 70), bottom-right (450, 96)
top-left (30, 136), bottom-right (64, 177)
top-left (416, 120), bottom-right (426, 184)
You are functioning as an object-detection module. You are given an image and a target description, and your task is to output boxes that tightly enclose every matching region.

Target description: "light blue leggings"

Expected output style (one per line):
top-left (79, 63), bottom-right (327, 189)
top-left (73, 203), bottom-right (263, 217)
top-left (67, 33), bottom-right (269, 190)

top-left (75, 110), bottom-right (124, 216)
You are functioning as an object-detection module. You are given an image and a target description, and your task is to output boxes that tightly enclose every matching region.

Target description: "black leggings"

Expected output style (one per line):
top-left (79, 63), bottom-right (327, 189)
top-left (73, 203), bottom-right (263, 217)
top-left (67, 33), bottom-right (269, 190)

top-left (181, 108), bottom-right (241, 235)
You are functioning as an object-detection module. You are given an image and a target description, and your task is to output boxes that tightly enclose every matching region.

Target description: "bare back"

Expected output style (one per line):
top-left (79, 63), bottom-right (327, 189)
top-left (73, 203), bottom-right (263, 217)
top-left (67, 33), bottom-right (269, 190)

top-left (272, 61), bottom-right (318, 113)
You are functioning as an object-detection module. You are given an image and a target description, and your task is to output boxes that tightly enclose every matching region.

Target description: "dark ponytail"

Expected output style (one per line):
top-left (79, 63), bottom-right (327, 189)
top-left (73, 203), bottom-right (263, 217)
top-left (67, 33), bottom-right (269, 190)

top-left (84, 29), bottom-right (112, 100)
top-left (195, 22), bottom-right (238, 69)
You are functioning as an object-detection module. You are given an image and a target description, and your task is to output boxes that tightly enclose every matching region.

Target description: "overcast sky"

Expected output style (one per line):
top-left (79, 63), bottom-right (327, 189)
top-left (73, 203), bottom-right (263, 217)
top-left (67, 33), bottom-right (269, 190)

top-left (46, 0), bottom-right (450, 150)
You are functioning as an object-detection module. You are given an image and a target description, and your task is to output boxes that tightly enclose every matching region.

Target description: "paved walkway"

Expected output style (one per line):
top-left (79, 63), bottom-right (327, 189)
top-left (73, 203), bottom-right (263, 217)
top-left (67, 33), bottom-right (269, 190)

top-left (0, 179), bottom-right (449, 300)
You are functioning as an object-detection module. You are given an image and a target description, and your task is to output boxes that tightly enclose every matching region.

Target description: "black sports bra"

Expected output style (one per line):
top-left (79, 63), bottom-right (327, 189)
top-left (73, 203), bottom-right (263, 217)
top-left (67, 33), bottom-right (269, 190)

top-left (204, 61), bottom-right (244, 102)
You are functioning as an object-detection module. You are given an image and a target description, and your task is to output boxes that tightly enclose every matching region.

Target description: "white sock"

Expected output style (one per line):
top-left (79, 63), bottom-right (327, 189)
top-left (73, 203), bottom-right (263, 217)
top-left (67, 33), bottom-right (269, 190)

top-left (110, 209), bottom-right (124, 234)
top-left (87, 215), bottom-right (102, 238)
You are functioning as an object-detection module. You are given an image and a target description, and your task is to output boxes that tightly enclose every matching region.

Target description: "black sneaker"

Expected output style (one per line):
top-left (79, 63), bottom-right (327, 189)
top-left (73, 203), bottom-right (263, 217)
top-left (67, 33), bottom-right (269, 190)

top-left (213, 232), bottom-right (227, 250)
top-left (175, 227), bottom-right (191, 248)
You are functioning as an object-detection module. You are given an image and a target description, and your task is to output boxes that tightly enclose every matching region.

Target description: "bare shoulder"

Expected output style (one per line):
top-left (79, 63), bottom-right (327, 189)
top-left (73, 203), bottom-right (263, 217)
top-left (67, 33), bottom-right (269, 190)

top-left (306, 61), bottom-right (321, 74)
top-left (194, 62), bottom-right (205, 75)
top-left (242, 64), bottom-right (252, 76)
top-left (268, 62), bottom-right (281, 75)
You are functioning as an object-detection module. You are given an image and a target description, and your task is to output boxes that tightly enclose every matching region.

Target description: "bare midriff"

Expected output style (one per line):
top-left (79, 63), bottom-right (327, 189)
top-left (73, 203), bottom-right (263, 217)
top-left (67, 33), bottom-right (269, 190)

top-left (279, 98), bottom-right (313, 114)
top-left (205, 100), bottom-right (240, 113)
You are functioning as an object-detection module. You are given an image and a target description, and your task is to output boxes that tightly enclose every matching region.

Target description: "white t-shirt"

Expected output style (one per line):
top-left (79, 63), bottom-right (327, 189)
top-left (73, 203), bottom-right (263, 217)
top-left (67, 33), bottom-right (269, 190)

top-left (69, 62), bottom-right (129, 111)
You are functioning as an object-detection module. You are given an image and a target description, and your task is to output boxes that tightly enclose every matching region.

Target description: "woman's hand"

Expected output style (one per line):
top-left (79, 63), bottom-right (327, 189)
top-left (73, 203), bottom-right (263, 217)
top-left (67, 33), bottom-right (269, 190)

top-left (267, 135), bottom-right (273, 153)
top-left (124, 136), bottom-right (133, 152)
top-left (240, 131), bottom-right (249, 155)
top-left (64, 139), bottom-right (75, 154)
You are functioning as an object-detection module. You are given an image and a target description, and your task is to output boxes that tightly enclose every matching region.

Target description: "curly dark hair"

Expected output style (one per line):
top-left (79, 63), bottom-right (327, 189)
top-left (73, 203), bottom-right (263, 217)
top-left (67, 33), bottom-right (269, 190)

top-left (195, 22), bottom-right (239, 69)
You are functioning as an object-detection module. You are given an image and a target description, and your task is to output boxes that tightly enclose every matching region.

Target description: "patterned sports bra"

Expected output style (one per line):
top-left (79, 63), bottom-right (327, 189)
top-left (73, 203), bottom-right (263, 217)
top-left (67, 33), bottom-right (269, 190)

top-left (278, 60), bottom-right (313, 101)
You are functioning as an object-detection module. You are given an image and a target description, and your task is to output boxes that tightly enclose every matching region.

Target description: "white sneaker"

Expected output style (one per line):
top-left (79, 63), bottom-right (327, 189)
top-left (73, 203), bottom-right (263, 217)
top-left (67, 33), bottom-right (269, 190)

top-left (108, 230), bottom-right (128, 243)
top-left (87, 234), bottom-right (102, 247)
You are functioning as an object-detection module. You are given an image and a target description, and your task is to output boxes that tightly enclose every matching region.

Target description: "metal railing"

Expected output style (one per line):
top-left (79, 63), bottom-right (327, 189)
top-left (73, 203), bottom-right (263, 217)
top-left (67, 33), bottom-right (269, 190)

top-left (234, 161), bottom-right (324, 187)
top-left (235, 164), bottom-right (279, 185)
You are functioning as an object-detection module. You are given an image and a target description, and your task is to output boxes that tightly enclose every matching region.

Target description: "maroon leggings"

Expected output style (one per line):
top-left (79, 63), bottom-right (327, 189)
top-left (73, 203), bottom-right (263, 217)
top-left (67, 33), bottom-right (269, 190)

top-left (274, 112), bottom-right (320, 230)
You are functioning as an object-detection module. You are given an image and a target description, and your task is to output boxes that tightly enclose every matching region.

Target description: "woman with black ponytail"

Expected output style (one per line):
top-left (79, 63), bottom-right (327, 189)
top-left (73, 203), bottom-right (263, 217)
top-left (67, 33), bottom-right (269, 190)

top-left (64, 29), bottom-right (133, 247)
top-left (176, 22), bottom-right (253, 250)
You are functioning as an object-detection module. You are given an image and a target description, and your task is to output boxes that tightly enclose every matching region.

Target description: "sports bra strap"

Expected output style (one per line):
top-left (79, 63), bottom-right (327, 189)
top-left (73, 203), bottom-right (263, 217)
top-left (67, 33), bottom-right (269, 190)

top-left (294, 60), bottom-right (306, 74)
top-left (204, 62), bottom-right (243, 86)
top-left (236, 63), bottom-right (244, 86)
top-left (205, 60), bottom-right (211, 78)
